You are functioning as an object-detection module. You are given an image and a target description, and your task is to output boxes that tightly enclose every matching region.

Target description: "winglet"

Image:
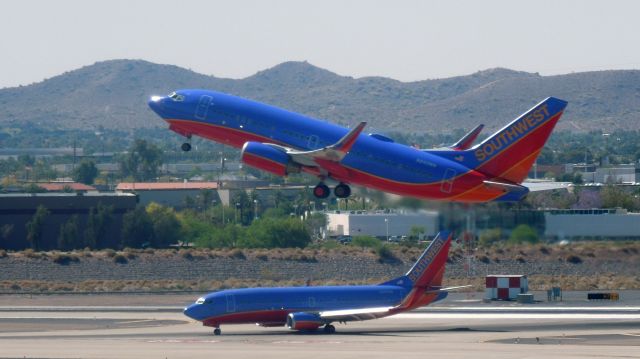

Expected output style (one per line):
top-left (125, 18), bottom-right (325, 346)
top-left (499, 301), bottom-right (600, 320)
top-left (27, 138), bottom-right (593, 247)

top-left (451, 124), bottom-right (484, 150)
top-left (335, 121), bottom-right (367, 153)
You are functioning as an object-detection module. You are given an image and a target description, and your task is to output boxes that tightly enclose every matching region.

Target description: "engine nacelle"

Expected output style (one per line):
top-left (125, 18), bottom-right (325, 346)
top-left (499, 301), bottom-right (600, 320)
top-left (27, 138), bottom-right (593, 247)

top-left (286, 312), bottom-right (324, 331)
top-left (241, 142), bottom-right (300, 177)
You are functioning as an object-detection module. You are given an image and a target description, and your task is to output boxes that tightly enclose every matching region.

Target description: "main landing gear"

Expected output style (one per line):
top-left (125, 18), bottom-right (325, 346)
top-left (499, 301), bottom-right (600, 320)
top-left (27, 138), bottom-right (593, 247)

top-left (181, 134), bottom-right (192, 152)
top-left (213, 327), bottom-right (221, 336)
top-left (323, 324), bottom-right (336, 334)
top-left (312, 182), bottom-right (351, 199)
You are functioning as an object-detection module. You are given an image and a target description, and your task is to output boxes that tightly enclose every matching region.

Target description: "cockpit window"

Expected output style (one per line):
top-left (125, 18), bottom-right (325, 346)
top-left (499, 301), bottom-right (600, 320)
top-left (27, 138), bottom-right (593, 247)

top-left (196, 297), bottom-right (205, 304)
top-left (168, 92), bottom-right (185, 102)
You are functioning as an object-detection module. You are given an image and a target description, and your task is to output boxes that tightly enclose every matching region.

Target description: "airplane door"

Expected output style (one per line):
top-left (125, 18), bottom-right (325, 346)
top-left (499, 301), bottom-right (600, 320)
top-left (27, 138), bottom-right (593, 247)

top-left (226, 294), bottom-right (236, 313)
top-left (307, 135), bottom-right (319, 149)
top-left (308, 296), bottom-right (316, 308)
top-left (440, 168), bottom-right (456, 193)
top-left (195, 95), bottom-right (213, 120)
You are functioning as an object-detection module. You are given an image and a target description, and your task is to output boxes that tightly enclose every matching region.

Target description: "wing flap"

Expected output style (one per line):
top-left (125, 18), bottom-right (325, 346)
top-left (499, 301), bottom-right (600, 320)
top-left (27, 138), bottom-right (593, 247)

top-left (319, 306), bottom-right (394, 322)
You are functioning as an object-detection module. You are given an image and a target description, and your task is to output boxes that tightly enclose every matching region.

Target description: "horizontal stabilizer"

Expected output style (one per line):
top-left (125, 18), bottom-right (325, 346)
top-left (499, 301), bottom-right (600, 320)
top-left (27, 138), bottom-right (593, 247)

top-left (451, 124), bottom-right (484, 150)
top-left (424, 285), bottom-right (473, 294)
top-left (483, 180), bottom-right (529, 193)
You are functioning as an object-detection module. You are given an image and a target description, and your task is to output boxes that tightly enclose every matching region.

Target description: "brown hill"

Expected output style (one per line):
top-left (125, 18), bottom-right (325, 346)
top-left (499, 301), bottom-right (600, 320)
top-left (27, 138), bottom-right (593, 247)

top-left (1, 59), bottom-right (639, 133)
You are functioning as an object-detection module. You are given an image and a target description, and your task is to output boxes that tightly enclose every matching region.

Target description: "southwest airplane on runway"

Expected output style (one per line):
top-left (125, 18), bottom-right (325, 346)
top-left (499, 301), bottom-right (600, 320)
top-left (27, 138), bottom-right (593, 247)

top-left (148, 90), bottom-right (567, 202)
top-left (184, 231), bottom-right (459, 334)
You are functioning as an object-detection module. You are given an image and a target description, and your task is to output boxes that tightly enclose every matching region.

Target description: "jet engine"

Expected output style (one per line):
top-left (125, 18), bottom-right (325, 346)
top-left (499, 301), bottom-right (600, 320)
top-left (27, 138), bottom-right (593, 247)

top-left (286, 312), bottom-right (324, 331)
top-left (241, 142), bottom-right (300, 177)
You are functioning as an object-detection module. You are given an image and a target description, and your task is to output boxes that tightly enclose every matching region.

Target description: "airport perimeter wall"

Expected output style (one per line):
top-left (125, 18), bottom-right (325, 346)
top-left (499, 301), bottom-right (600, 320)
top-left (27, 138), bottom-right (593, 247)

top-left (0, 252), bottom-right (635, 285)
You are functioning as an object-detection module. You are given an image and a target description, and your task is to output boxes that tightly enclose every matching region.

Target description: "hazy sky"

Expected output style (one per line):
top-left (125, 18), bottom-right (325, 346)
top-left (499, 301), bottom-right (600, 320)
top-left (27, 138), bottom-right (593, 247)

top-left (1, 0), bottom-right (639, 88)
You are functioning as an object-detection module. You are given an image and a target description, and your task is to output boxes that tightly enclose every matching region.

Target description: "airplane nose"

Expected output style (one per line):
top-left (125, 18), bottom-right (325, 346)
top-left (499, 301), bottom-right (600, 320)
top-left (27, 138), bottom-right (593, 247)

top-left (183, 304), bottom-right (200, 320)
top-left (148, 96), bottom-right (165, 116)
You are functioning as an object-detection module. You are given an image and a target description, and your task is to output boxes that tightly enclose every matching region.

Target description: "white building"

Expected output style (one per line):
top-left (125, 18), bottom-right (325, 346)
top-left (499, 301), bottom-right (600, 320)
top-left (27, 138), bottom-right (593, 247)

top-left (544, 208), bottom-right (640, 239)
top-left (325, 210), bottom-right (439, 239)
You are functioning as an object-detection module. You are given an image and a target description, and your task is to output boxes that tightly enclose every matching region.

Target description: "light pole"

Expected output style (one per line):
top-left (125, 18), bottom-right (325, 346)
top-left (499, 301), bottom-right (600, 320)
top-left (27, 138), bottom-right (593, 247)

top-left (235, 202), bottom-right (241, 224)
top-left (385, 218), bottom-right (389, 242)
top-left (253, 199), bottom-right (258, 221)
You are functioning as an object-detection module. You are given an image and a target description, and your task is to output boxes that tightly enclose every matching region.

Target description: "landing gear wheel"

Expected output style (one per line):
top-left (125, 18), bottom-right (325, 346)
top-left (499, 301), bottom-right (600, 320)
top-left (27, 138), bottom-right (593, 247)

top-left (334, 183), bottom-right (351, 198)
top-left (213, 328), bottom-right (221, 336)
top-left (181, 142), bottom-right (192, 152)
top-left (323, 324), bottom-right (336, 334)
top-left (313, 183), bottom-right (331, 199)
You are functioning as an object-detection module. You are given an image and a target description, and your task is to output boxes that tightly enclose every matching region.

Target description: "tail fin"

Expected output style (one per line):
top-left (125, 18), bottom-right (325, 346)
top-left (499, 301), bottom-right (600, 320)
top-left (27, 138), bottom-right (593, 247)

top-left (405, 231), bottom-right (452, 287)
top-left (380, 231), bottom-right (452, 288)
top-left (434, 98), bottom-right (567, 184)
top-left (471, 97), bottom-right (567, 183)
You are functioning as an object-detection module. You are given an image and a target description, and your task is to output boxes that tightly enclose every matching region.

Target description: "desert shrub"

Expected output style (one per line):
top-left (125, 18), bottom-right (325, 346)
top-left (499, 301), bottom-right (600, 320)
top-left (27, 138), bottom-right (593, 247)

top-left (0, 249), bottom-right (6, 258)
top-left (125, 252), bottom-right (137, 260)
top-left (52, 253), bottom-right (80, 265)
top-left (376, 244), bottom-right (397, 262)
top-left (352, 235), bottom-right (381, 249)
top-left (566, 255), bottom-right (583, 264)
top-left (539, 246), bottom-right (551, 255)
top-left (515, 256), bottom-right (526, 263)
top-left (477, 254), bottom-right (490, 264)
top-left (103, 249), bottom-right (116, 258)
top-left (23, 249), bottom-right (41, 258)
top-left (113, 254), bottom-right (128, 264)
top-left (181, 250), bottom-right (194, 260)
top-left (255, 253), bottom-right (268, 261)
top-left (479, 228), bottom-right (502, 247)
top-left (509, 224), bottom-right (539, 244)
top-left (228, 248), bottom-right (246, 260)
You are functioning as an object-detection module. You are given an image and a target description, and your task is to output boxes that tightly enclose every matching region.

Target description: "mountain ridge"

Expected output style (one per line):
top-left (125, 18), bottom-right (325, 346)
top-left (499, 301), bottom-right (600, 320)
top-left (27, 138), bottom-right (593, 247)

top-left (1, 59), bottom-right (639, 133)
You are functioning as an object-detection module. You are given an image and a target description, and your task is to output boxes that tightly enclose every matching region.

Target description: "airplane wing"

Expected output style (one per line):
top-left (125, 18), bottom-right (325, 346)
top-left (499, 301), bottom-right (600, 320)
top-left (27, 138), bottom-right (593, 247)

top-left (264, 121), bottom-right (367, 172)
top-left (318, 286), bottom-right (472, 322)
top-left (319, 306), bottom-right (395, 322)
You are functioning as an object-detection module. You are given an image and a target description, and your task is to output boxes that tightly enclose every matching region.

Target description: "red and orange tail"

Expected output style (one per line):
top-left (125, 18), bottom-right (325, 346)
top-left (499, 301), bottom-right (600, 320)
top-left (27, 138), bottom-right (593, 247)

top-left (435, 98), bottom-right (567, 184)
top-left (382, 231), bottom-right (452, 309)
top-left (472, 97), bottom-right (567, 183)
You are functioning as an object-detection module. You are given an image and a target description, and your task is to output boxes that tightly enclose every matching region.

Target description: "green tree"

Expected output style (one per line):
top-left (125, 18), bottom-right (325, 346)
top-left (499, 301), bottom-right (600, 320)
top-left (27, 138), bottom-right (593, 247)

top-left (352, 235), bottom-right (382, 249)
top-left (26, 205), bottom-right (49, 250)
top-left (57, 215), bottom-right (81, 250)
top-left (479, 228), bottom-right (502, 247)
top-left (241, 217), bottom-right (310, 248)
top-left (121, 206), bottom-right (155, 248)
top-left (118, 139), bottom-right (163, 181)
top-left (146, 202), bottom-right (181, 247)
top-left (601, 184), bottom-right (636, 210)
top-left (408, 225), bottom-right (426, 242)
top-left (508, 224), bottom-right (539, 244)
top-left (84, 203), bottom-right (113, 249)
top-left (73, 159), bottom-right (98, 185)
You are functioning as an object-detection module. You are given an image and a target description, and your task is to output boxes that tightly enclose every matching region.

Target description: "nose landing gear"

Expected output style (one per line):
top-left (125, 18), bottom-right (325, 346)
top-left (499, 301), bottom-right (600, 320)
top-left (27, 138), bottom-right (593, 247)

top-left (181, 134), bottom-right (192, 152)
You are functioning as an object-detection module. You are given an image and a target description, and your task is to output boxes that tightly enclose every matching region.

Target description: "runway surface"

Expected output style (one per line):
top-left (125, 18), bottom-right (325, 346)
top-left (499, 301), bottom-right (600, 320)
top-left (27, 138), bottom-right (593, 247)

top-left (1, 304), bottom-right (639, 358)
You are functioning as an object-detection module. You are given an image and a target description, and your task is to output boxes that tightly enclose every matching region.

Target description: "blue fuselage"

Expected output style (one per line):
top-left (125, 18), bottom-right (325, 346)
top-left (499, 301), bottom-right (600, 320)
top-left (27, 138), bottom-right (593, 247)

top-left (184, 285), bottom-right (408, 325)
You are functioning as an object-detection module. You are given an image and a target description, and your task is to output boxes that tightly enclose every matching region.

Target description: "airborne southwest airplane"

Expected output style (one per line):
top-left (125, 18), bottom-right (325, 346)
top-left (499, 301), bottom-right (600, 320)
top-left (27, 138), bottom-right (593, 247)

top-left (148, 89), bottom-right (567, 203)
top-left (183, 231), bottom-right (457, 334)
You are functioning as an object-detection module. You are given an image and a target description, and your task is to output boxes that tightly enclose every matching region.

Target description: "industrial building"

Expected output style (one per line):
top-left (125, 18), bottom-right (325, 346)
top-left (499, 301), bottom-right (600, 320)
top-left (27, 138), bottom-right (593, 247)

top-left (116, 182), bottom-right (219, 208)
top-left (325, 210), bottom-right (439, 239)
top-left (0, 192), bottom-right (137, 250)
top-left (544, 208), bottom-right (640, 240)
